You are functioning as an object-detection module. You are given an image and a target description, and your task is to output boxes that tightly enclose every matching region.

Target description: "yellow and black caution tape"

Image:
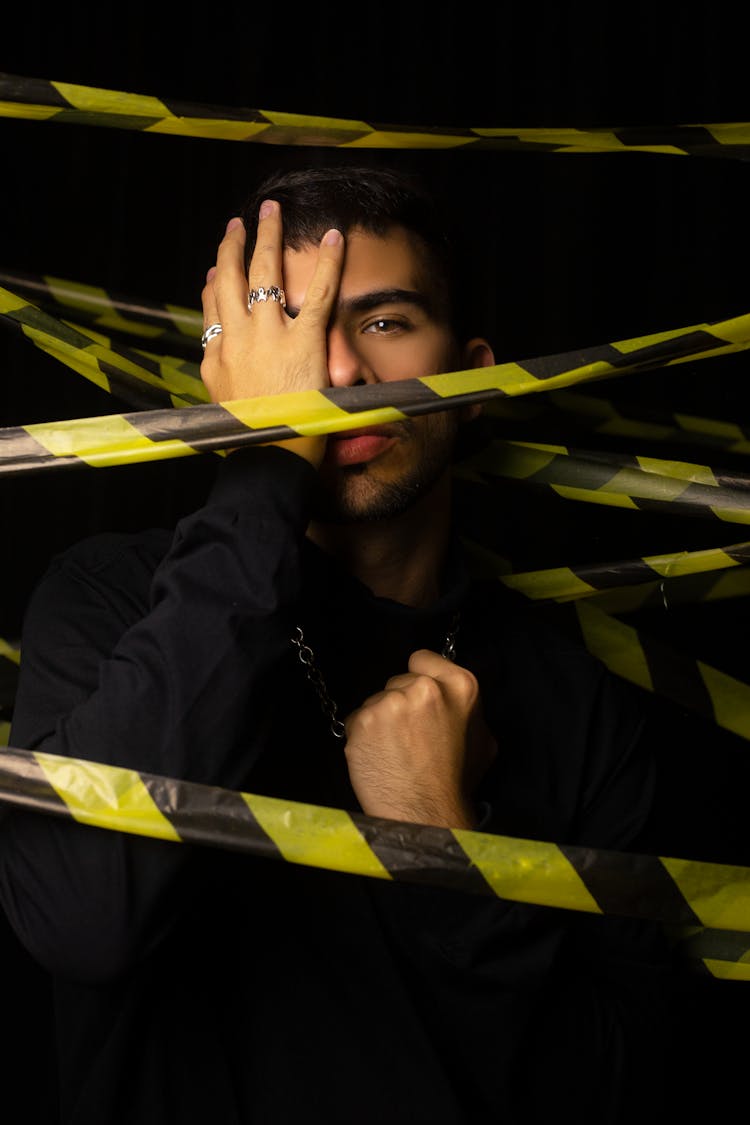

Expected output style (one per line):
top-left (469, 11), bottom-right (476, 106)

top-left (7, 278), bottom-right (750, 425)
top-left (492, 539), bottom-right (750, 603)
top-left (4, 574), bottom-right (749, 742)
top-left (559, 599), bottom-right (750, 743)
top-left (1, 742), bottom-right (750, 980)
top-left (0, 638), bottom-right (20, 666)
top-left (590, 567), bottom-right (750, 615)
top-left (1, 285), bottom-right (206, 409)
top-left (461, 439), bottom-right (750, 525)
top-left (457, 551), bottom-right (750, 741)
top-left (486, 390), bottom-right (750, 458)
top-left (4, 296), bottom-right (750, 474)
top-left (8, 270), bottom-right (750, 463)
top-left (0, 269), bottom-right (202, 344)
top-left (2, 73), bottom-right (750, 158)
top-left (669, 926), bottom-right (750, 980)
top-left (463, 534), bottom-right (750, 611)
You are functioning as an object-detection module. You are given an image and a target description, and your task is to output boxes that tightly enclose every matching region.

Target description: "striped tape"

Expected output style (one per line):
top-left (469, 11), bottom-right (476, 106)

top-left (670, 926), bottom-right (750, 978)
top-left (0, 285), bottom-right (206, 410)
top-left (9, 273), bottom-right (750, 463)
top-left (564, 599), bottom-right (750, 744)
top-left (7, 540), bottom-right (750, 740)
top-left (1, 73), bottom-right (749, 157)
top-left (487, 539), bottom-right (750, 603)
top-left (456, 546), bottom-right (750, 743)
top-left (0, 269), bottom-right (203, 355)
top-left (590, 567), bottom-right (750, 614)
top-left (1, 743), bottom-right (749, 941)
top-left (486, 391), bottom-right (750, 458)
top-left (461, 439), bottom-right (750, 525)
top-left (4, 294), bottom-right (750, 474)
top-left (0, 638), bottom-right (20, 666)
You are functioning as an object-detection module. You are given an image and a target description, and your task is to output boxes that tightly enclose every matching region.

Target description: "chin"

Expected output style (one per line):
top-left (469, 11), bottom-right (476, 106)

top-left (311, 465), bottom-right (449, 526)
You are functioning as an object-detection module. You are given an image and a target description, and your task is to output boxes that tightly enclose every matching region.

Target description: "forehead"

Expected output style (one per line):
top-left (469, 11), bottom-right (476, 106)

top-left (282, 225), bottom-right (432, 305)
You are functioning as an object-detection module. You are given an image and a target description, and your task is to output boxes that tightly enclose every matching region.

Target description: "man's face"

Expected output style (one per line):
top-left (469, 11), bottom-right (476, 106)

top-left (282, 225), bottom-right (469, 523)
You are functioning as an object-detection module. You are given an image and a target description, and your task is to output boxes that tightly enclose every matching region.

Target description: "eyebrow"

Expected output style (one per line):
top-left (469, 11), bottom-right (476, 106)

top-left (285, 288), bottom-right (433, 319)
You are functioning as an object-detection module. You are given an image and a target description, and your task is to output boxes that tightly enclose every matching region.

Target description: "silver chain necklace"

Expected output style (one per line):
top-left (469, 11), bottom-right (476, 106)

top-left (291, 612), bottom-right (461, 739)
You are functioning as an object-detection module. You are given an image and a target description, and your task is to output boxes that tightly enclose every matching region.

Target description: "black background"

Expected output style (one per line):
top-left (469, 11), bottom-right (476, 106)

top-left (2, 5), bottom-right (750, 1119)
top-left (3, 4), bottom-right (750, 643)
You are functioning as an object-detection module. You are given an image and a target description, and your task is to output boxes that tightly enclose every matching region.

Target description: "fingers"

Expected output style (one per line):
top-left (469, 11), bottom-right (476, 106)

top-left (407, 649), bottom-right (479, 704)
top-left (201, 266), bottom-right (219, 332)
top-left (209, 216), bottom-right (250, 335)
top-left (295, 228), bottom-right (344, 327)
top-left (247, 199), bottom-right (283, 291)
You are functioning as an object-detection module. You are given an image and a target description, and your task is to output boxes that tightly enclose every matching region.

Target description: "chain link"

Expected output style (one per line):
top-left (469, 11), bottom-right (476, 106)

top-left (441, 612), bottom-right (460, 661)
top-left (291, 626), bottom-right (347, 739)
top-left (291, 612), bottom-right (461, 741)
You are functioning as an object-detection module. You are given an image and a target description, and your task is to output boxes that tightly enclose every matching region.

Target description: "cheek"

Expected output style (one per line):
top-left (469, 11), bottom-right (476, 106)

top-left (415, 410), bottom-right (460, 451)
top-left (365, 334), bottom-right (456, 382)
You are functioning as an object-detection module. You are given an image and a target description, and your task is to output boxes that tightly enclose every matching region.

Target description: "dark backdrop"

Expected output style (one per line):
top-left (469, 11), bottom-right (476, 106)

top-left (1, 6), bottom-right (750, 1120)
top-left (3, 5), bottom-right (750, 637)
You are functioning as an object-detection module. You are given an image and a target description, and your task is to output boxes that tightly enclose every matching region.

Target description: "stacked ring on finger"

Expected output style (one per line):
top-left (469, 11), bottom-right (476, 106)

top-left (201, 322), bottom-right (223, 349)
top-left (247, 285), bottom-right (286, 312)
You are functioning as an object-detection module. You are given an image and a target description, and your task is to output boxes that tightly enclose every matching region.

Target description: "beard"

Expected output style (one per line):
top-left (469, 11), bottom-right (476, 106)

top-left (310, 415), bottom-right (459, 525)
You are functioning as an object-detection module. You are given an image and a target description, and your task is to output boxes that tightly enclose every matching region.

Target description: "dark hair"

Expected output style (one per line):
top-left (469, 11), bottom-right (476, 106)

top-left (239, 164), bottom-right (466, 335)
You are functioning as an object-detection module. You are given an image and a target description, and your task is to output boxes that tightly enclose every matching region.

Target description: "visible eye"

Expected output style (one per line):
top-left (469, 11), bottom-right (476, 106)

top-left (362, 316), bottom-right (409, 335)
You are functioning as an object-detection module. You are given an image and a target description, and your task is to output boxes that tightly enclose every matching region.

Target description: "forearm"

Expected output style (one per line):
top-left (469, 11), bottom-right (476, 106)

top-left (0, 445), bottom-right (316, 980)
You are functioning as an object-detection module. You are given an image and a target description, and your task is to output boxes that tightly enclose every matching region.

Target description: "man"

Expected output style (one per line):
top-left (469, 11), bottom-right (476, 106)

top-left (0, 164), bottom-right (674, 1123)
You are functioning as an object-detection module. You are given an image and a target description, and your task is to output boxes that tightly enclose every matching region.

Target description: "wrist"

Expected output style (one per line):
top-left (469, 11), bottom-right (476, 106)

top-left (270, 436), bottom-right (326, 467)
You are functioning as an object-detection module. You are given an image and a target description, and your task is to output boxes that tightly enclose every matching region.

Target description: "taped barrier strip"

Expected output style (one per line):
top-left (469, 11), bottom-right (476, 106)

top-left (5, 303), bottom-right (750, 474)
top-left (1, 743), bottom-right (750, 940)
top-left (7, 280), bottom-right (750, 427)
top-left (459, 540), bottom-right (750, 740)
top-left (495, 540), bottom-right (750, 603)
top-left (0, 269), bottom-right (203, 359)
top-left (7, 552), bottom-right (750, 732)
top-left (0, 638), bottom-right (20, 666)
top-left (1, 73), bottom-right (750, 158)
top-left (461, 533), bottom-right (750, 607)
top-left (0, 269), bottom-right (202, 338)
top-left (0, 286), bottom-right (207, 409)
top-left (567, 599), bottom-right (750, 743)
top-left (462, 439), bottom-right (750, 525)
top-left (487, 390), bottom-right (750, 459)
top-left (590, 567), bottom-right (750, 614)
top-left (669, 927), bottom-right (750, 978)
top-left (9, 271), bottom-right (750, 463)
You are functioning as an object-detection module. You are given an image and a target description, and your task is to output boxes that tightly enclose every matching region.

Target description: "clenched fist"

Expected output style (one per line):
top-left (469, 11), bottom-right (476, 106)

top-left (343, 649), bottom-right (497, 827)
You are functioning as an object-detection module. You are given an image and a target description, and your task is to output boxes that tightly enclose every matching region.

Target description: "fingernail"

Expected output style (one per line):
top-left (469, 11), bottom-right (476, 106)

top-left (323, 228), bottom-right (342, 246)
top-left (205, 266), bottom-right (216, 282)
top-left (259, 199), bottom-right (276, 219)
top-left (226, 216), bottom-right (243, 233)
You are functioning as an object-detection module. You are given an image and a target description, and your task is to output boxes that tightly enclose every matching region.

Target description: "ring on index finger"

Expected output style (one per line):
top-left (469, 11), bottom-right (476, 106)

top-left (247, 285), bottom-right (286, 312)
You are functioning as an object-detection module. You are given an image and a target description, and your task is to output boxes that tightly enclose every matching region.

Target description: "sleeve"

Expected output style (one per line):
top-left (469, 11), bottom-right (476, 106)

top-left (366, 661), bottom-right (675, 1122)
top-left (571, 659), bottom-right (656, 851)
top-left (0, 445), bottom-right (317, 983)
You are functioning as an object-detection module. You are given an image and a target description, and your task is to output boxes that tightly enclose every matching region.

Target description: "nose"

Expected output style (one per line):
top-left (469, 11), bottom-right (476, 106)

top-left (326, 325), bottom-right (375, 387)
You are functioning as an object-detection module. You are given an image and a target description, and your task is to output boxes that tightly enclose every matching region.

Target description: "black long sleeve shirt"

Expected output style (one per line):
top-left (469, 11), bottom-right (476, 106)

top-left (0, 446), bottom-right (676, 1124)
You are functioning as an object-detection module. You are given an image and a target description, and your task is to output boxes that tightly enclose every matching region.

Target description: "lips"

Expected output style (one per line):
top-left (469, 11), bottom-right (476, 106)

top-left (325, 425), bottom-right (400, 466)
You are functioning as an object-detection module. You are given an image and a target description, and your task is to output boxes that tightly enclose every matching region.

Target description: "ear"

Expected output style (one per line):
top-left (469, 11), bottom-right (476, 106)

top-left (460, 337), bottom-right (496, 421)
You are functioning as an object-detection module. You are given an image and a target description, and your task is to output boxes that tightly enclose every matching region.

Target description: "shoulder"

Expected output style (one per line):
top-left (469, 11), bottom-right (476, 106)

top-left (27, 528), bottom-right (173, 626)
top-left (46, 527), bottom-right (172, 582)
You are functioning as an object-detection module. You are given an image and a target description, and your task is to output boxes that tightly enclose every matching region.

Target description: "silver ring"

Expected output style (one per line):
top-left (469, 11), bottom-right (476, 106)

top-left (247, 285), bottom-right (286, 311)
top-left (201, 322), bottom-right (223, 350)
